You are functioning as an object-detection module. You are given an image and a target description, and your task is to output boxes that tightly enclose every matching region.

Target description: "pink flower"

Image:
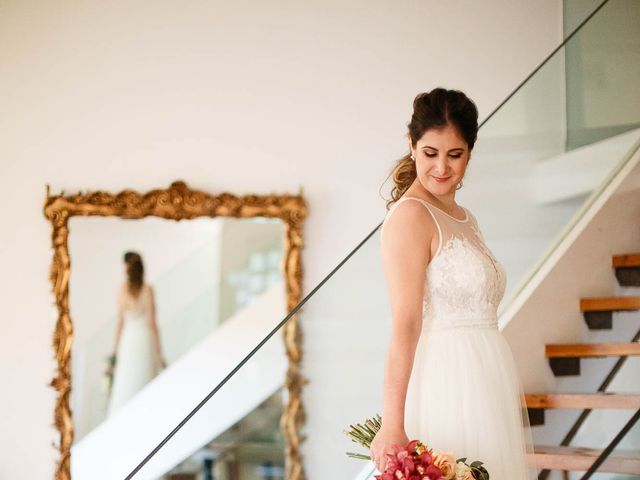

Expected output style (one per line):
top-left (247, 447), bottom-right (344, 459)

top-left (375, 440), bottom-right (444, 480)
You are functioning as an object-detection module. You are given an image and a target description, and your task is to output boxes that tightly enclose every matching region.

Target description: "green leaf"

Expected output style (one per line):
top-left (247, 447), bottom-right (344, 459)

top-left (346, 452), bottom-right (372, 460)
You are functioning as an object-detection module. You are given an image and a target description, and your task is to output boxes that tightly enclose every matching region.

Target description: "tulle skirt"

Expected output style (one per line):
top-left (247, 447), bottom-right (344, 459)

top-left (404, 323), bottom-right (537, 480)
top-left (107, 319), bottom-right (159, 416)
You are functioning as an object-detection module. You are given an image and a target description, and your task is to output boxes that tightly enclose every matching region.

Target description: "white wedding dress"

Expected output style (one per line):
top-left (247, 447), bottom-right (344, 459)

top-left (107, 286), bottom-right (159, 416)
top-left (381, 196), bottom-right (536, 479)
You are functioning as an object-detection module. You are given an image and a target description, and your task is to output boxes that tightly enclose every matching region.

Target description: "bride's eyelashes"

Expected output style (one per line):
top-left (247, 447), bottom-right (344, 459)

top-left (424, 153), bottom-right (462, 159)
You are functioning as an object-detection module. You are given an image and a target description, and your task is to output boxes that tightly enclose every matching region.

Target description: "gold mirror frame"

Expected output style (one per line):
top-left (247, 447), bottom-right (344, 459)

top-left (43, 180), bottom-right (308, 480)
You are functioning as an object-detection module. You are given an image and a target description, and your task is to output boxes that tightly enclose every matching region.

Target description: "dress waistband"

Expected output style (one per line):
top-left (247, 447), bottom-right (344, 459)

top-left (422, 316), bottom-right (498, 332)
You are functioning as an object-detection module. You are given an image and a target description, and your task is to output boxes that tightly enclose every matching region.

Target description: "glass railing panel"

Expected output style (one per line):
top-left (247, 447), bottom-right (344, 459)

top-left (122, 206), bottom-right (640, 480)
top-left (95, 1), bottom-right (640, 479)
top-left (563, 0), bottom-right (609, 35)
top-left (565, 0), bottom-right (640, 150)
top-left (461, 0), bottom-right (640, 312)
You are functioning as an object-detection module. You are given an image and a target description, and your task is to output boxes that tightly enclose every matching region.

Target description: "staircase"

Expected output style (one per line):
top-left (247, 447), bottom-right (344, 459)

top-left (524, 253), bottom-right (640, 476)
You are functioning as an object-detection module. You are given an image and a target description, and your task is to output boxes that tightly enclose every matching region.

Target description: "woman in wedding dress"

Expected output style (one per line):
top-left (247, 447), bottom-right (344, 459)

top-left (371, 88), bottom-right (536, 478)
top-left (107, 251), bottom-right (166, 416)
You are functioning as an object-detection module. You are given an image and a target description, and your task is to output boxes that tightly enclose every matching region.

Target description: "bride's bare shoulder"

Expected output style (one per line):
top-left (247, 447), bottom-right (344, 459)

top-left (384, 199), bottom-right (437, 233)
top-left (381, 199), bottom-right (437, 257)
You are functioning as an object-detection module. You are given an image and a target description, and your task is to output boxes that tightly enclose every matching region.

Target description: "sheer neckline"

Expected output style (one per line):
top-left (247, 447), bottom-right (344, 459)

top-left (402, 196), bottom-right (469, 223)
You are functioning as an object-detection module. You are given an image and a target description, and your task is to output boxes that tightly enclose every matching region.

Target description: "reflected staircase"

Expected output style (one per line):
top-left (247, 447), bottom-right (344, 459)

top-left (72, 282), bottom-right (287, 480)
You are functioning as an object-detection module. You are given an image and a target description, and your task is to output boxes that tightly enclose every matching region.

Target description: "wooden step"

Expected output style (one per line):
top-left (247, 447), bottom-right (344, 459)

top-left (523, 393), bottom-right (640, 425)
top-left (546, 342), bottom-right (640, 358)
top-left (529, 445), bottom-right (640, 474)
top-left (580, 296), bottom-right (640, 329)
top-left (613, 253), bottom-right (640, 268)
top-left (524, 393), bottom-right (640, 409)
top-left (580, 296), bottom-right (640, 312)
top-left (546, 343), bottom-right (640, 376)
top-left (613, 253), bottom-right (640, 286)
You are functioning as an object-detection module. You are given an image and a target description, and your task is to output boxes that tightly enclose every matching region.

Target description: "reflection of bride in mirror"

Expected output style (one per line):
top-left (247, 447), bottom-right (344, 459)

top-left (106, 251), bottom-right (166, 416)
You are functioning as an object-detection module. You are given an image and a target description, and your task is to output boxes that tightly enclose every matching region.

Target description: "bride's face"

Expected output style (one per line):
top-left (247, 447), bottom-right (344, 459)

top-left (409, 124), bottom-right (470, 196)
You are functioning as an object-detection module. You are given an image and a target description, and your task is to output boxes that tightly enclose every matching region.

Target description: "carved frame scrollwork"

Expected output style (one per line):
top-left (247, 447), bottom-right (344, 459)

top-left (43, 180), bottom-right (309, 480)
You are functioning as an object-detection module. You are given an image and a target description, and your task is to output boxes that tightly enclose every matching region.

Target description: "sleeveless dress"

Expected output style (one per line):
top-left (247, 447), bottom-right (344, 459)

top-left (381, 196), bottom-right (536, 480)
top-left (107, 286), bottom-right (160, 416)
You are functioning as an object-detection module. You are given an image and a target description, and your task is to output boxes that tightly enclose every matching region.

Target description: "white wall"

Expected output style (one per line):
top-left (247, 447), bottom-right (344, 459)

top-left (0, 1), bottom-right (563, 478)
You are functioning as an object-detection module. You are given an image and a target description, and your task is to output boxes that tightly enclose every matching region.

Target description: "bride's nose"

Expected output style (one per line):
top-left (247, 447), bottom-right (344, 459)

top-left (435, 157), bottom-right (449, 175)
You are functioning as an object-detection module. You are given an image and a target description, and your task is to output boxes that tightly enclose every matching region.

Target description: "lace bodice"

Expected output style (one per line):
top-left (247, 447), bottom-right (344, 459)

top-left (381, 196), bottom-right (507, 330)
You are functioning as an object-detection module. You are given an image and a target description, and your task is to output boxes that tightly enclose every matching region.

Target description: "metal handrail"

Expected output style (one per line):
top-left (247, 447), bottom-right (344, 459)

top-left (580, 408), bottom-right (640, 479)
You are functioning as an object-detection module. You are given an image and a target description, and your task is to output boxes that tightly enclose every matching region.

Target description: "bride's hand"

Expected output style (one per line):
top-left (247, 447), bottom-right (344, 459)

top-left (369, 425), bottom-right (409, 473)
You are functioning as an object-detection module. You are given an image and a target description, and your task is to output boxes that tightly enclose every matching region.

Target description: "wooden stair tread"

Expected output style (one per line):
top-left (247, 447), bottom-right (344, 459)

top-left (613, 253), bottom-right (640, 268)
top-left (524, 392), bottom-right (640, 409)
top-left (580, 295), bottom-right (640, 312)
top-left (529, 445), bottom-right (640, 473)
top-left (546, 342), bottom-right (640, 357)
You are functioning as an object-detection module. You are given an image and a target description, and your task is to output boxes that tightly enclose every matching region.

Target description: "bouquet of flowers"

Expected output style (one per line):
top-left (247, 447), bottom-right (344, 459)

top-left (344, 414), bottom-right (489, 480)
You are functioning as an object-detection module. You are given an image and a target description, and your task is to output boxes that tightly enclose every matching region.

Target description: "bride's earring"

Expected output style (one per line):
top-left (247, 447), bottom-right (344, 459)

top-left (456, 179), bottom-right (463, 190)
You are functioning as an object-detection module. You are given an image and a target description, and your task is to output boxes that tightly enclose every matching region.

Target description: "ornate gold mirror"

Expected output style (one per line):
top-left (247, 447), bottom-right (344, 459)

top-left (44, 181), bottom-right (308, 480)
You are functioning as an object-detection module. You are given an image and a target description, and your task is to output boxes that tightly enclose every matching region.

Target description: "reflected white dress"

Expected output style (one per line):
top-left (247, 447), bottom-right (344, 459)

top-left (107, 286), bottom-right (159, 416)
top-left (381, 197), bottom-right (536, 479)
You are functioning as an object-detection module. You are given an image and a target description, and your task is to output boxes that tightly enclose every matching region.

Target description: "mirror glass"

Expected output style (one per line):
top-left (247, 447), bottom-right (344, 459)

top-left (68, 215), bottom-right (286, 476)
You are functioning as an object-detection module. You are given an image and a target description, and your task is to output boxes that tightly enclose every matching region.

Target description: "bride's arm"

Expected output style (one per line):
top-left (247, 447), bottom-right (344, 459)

top-left (111, 286), bottom-right (125, 357)
top-left (146, 286), bottom-right (166, 368)
top-left (370, 201), bottom-right (435, 472)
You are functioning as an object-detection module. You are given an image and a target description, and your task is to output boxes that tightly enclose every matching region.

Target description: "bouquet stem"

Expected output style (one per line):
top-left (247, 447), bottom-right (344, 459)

top-left (343, 413), bottom-right (382, 457)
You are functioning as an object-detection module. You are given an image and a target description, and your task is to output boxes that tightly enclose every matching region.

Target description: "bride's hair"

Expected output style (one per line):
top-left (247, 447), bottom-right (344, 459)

top-left (124, 251), bottom-right (144, 297)
top-left (383, 88), bottom-right (479, 210)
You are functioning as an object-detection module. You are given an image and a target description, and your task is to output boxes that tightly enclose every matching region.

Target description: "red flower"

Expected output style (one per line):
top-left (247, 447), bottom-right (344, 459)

top-left (375, 440), bottom-right (444, 480)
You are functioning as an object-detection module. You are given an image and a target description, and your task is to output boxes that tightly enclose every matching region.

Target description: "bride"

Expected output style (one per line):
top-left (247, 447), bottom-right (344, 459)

top-left (107, 251), bottom-right (166, 416)
top-left (371, 88), bottom-right (536, 478)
